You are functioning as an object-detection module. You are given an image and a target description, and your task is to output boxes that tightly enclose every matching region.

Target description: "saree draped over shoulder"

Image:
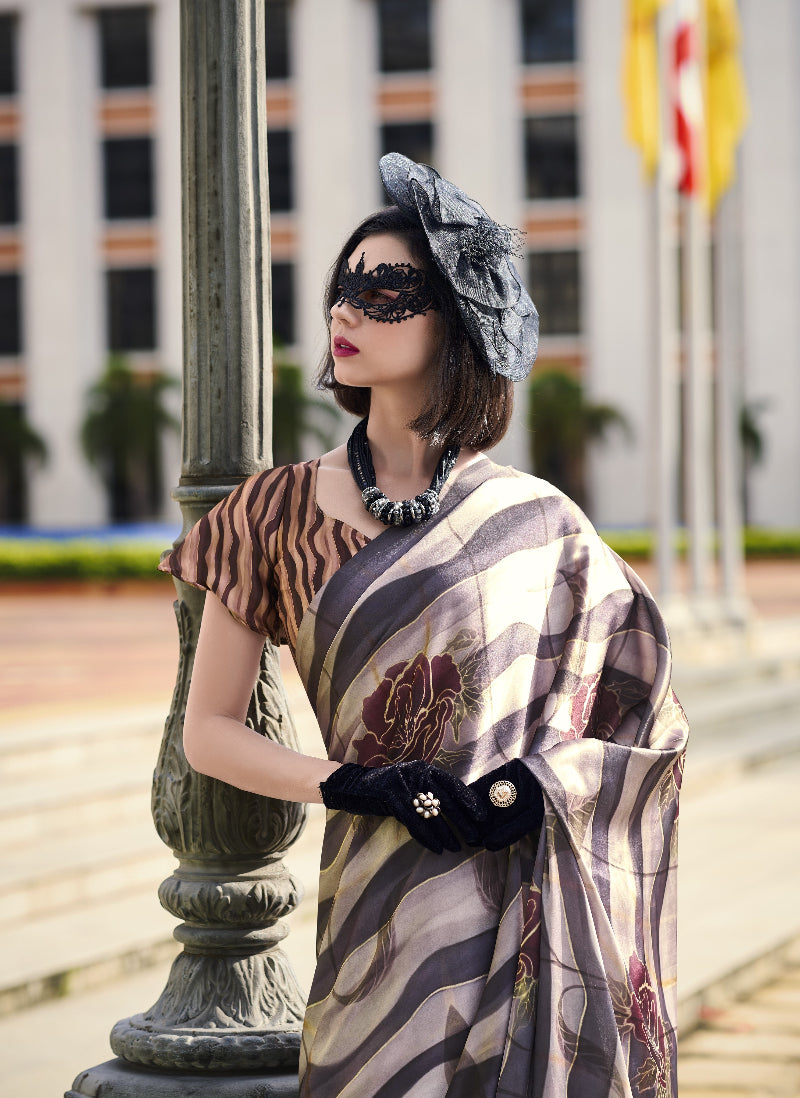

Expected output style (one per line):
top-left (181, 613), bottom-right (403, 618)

top-left (161, 457), bottom-right (688, 1098)
top-left (295, 460), bottom-right (687, 1098)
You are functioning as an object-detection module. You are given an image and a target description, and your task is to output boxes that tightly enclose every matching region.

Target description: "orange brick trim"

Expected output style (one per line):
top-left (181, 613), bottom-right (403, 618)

top-left (524, 214), bottom-right (582, 236)
top-left (378, 79), bottom-right (435, 121)
top-left (270, 220), bottom-right (296, 260)
top-left (0, 105), bottom-right (20, 141)
top-left (0, 369), bottom-right (25, 400)
top-left (102, 228), bottom-right (159, 265)
top-left (523, 213), bottom-right (583, 249)
top-left (520, 73), bottom-right (581, 113)
top-left (266, 89), bottom-right (294, 127)
top-left (99, 94), bottom-right (155, 136)
top-left (0, 234), bottom-right (22, 271)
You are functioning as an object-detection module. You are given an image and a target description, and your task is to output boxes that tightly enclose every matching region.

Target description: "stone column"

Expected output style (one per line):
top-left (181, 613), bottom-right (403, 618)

top-left (67, 3), bottom-right (305, 1095)
top-left (24, 0), bottom-right (104, 526)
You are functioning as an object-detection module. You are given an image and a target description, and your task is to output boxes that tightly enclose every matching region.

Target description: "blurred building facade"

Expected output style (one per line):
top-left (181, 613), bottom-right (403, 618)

top-left (0, 0), bottom-right (797, 529)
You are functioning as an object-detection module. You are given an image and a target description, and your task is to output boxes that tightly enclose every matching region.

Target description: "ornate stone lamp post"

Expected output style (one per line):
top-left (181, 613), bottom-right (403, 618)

top-left (67, 3), bottom-right (305, 1094)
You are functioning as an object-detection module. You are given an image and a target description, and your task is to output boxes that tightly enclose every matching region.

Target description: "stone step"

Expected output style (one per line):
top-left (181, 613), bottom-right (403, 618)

top-left (0, 887), bottom-right (178, 1017)
top-left (0, 802), bottom-right (326, 1016)
top-left (683, 708), bottom-right (800, 798)
top-left (1, 762), bottom-right (156, 847)
top-left (0, 706), bottom-right (165, 781)
top-left (678, 676), bottom-right (800, 731)
top-left (673, 645), bottom-right (800, 695)
top-left (0, 818), bottom-right (176, 928)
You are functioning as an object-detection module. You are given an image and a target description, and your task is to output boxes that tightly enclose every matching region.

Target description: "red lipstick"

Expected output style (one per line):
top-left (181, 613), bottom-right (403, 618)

top-left (333, 335), bottom-right (359, 356)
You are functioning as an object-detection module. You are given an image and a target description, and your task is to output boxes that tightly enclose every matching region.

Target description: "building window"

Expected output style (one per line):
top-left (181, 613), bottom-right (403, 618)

top-left (0, 144), bottom-right (19, 224)
top-left (103, 138), bottom-right (154, 220)
top-left (272, 262), bottom-right (294, 345)
top-left (524, 115), bottom-right (579, 199)
top-left (268, 130), bottom-right (293, 212)
top-left (380, 122), bottom-right (434, 168)
top-left (106, 268), bottom-right (156, 351)
top-left (0, 272), bottom-right (21, 354)
top-left (99, 7), bottom-right (151, 89)
top-left (377, 0), bottom-right (432, 73)
top-left (265, 0), bottom-right (290, 81)
top-left (0, 14), bottom-right (17, 96)
top-left (520, 0), bottom-right (576, 64)
top-left (527, 250), bottom-right (581, 335)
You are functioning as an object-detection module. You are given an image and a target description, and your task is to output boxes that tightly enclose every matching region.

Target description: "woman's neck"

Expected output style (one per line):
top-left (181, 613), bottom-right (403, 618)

top-left (364, 395), bottom-right (443, 483)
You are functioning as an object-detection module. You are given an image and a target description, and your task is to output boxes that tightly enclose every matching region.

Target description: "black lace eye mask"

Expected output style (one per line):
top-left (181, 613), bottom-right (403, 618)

top-left (333, 252), bottom-right (441, 323)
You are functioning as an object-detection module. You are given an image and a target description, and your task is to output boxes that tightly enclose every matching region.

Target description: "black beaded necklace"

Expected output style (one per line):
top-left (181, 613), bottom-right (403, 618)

top-left (346, 417), bottom-right (460, 528)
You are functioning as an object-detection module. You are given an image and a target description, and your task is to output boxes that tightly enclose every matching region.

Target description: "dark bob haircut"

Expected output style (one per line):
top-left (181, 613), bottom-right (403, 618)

top-left (316, 206), bottom-right (513, 450)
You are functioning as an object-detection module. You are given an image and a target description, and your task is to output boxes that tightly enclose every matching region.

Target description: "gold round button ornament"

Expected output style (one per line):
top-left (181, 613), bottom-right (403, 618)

top-left (488, 780), bottom-right (517, 808)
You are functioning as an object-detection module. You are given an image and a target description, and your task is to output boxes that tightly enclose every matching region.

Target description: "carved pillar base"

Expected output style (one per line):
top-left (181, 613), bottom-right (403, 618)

top-left (65, 583), bottom-right (307, 1098)
top-left (109, 946), bottom-right (304, 1070)
top-left (67, 1058), bottom-right (298, 1098)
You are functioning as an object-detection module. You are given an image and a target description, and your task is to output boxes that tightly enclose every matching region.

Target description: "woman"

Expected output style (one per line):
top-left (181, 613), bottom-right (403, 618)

top-left (161, 153), bottom-right (688, 1097)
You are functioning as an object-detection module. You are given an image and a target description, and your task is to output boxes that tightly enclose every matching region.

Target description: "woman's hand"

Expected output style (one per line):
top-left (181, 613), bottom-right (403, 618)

top-left (184, 592), bottom-right (340, 803)
top-left (465, 759), bottom-right (545, 851)
top-left (319, 760), bottom-right (486, 854)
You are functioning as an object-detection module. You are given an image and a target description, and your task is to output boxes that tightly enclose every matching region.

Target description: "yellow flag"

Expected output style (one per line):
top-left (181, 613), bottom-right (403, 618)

top-left (704, 0), bottom-right (748, 210)
top-left (622, 0), bottom-right (669, 178)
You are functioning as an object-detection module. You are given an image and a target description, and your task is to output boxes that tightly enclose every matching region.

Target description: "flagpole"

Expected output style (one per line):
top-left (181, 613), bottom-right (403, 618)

top-left (679, 0), bottom-right (717, 622)
top-left (654, 2), bottom-right (681, 610)
top-left (714, 176), bottom-right (750, 624)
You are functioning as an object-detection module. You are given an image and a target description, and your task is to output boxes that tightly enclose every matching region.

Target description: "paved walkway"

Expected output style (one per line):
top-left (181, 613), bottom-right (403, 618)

top-left (679, 936), bottom-right (800, 1097)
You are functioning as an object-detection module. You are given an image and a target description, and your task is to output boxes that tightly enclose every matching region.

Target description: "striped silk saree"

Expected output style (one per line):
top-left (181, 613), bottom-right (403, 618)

top-left (295, 457), bottom-right (688, 1098)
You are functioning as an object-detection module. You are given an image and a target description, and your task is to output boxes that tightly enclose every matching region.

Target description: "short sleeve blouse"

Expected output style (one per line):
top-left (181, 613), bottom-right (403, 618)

top-left (159, 461), bottom-right (370, 656)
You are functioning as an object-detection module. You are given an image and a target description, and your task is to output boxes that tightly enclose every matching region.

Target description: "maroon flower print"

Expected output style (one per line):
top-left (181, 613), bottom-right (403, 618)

top-left (627, 951), bottom-right (670, 1096)
top-left (354, 652), bottom-right (462, 767)
top-left (511, 886), bottom-right (542, 1032)
top-left (515, 889), bottom-right (542, 987)
top-left (569, 672), bottom-right (601, 738)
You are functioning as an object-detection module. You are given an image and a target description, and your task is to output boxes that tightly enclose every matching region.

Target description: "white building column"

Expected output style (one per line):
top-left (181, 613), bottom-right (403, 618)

top-left (437, 0), bottom-right (526, 470)
top-left (153, 0), bottom-right (182, 522)
top-left (436, 0), bottom-right (519, 218)
top-left (581, 0), bottom-right (653, 528)
top-left (23, 0), bottom-right (105, 526)
top-left (739, 0), bottom-right (800, 527)
top-left (294, 0), bottom-right (378, 407)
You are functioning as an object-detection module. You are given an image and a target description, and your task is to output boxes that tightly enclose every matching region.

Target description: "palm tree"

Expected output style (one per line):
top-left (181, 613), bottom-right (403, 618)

top-left (739, 398), bottom-right (768, 526)
top-left (272, 354), bottom-right (339, 466)
top-left (0, 401), bottom-right (48, 523)
top-left (81, 355), bottom-right (179, 522)
top-left (527, 368), bottom-right (631, 514)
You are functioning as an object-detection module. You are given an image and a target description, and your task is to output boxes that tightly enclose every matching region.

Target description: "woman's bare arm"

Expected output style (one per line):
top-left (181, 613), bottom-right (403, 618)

top-left (183, 592), bottom-right (340, 803)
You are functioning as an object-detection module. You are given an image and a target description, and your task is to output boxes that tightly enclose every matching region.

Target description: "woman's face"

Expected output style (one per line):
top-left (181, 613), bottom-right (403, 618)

top-left (330, 233), bottom-right (442, 397)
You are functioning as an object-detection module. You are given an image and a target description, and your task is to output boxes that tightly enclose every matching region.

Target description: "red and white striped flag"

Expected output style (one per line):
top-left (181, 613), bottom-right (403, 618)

top-left (673, 3), bottom-right (705, 197)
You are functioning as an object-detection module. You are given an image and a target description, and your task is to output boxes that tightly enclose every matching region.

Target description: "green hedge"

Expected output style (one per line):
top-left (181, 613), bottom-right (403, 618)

top-left (0, 540), bottom-right (169, 581)
top-left (1, 527), bottom-right (799, 581)
top-left (739, 528), bottom-right (800, 557)
top-left (601, 528), bottom-right (800, 560)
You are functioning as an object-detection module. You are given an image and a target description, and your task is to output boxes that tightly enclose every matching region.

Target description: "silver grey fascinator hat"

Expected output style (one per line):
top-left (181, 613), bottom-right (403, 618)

top-left (379, 152), bottom-right (539, 382)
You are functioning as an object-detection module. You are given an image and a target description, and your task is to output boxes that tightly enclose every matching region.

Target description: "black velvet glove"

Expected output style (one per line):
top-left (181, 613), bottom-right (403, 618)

top-left (466, 759), bottom-right (545, 851)
top-left (319, 761), bottom-right (486, 855)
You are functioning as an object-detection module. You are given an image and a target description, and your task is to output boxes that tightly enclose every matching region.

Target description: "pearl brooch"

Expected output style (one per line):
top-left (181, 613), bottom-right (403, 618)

top-left (413, 791), bottom-right (441, 818)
